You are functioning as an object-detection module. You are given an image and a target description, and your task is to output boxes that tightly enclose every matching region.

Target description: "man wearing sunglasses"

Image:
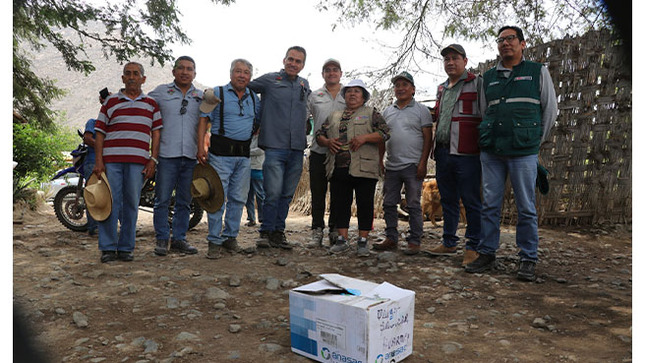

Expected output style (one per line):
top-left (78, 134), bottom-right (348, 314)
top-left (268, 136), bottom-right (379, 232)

top-left (149, 56), bottom-right (203, 257)
top-left (197, 59), bottom-right (260, 259)
top-left (465, 26), bottom-right (558, 282)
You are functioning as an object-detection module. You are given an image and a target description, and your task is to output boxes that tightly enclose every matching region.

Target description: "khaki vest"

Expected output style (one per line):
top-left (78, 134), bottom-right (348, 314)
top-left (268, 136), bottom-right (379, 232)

top-left (324, 106), bottom-right (380, 180)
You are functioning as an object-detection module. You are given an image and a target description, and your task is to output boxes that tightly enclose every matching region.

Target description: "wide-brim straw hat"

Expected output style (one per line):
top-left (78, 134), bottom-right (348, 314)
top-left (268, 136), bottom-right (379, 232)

top-left (191, 163), bottom-right (224, 213)
top-left (84, 172), bottom-right (112, 221)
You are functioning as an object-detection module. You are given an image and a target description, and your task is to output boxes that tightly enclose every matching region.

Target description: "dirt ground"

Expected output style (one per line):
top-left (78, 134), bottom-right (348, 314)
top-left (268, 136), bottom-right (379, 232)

top-left (13, 202), bottom-right (632, 363)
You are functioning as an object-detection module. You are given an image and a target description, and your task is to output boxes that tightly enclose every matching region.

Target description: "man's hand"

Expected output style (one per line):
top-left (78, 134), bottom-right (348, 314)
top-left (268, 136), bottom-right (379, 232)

top-left (93, 159), bottom-right (105, 176)
top-left (326, 137), bottom-right (342, 154)
top-left (416, 163), bottom-right (427, 180)
top-left (349, 134), bottom-right (367, 151)
top-left (142, 159), bottom-right (156, 179)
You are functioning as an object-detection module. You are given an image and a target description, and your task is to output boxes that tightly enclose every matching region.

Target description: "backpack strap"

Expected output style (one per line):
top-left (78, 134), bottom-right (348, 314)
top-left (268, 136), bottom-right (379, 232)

top-left (218, 86), bottom-right (225, 136)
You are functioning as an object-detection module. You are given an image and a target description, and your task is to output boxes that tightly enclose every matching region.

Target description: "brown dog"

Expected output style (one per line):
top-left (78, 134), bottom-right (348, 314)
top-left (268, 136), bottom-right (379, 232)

top-left (422, 179), bottom-right (466, 227)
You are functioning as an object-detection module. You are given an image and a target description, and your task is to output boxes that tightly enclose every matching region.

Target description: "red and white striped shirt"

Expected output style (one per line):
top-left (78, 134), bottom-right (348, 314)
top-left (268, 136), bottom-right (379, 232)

top-left (95, 91), bottom-right (163, 165)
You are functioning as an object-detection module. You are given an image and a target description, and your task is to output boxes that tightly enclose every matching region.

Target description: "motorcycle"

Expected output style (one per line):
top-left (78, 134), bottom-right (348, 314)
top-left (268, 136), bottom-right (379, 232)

top-left (53, 131), bottom-right (204, 232)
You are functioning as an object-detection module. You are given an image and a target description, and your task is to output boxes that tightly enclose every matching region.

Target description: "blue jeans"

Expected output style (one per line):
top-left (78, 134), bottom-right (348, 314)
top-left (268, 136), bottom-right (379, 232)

top-left (383, 164), bottom-right (424, 245)
top-left (153, 157), bottom-right (196, 242)
top-left (245, 170), bottom-right (265, 223)
top-left (207, 154), bottom-right (250, 245)
top-left (477, 151), bottom-right (539, 261)
top-left (435, 147), bottom-right (482, 250)
top-left (98, 163), bottom-right (145, 252)
top-left (260, 148), bottom-right (304, 233)
top-left (83, 160), bottom-right (97, 232)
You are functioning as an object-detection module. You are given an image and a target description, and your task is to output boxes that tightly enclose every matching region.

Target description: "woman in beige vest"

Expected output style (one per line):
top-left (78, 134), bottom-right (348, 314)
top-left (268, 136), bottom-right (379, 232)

top-left (315, 79), bottom-right (390, 256)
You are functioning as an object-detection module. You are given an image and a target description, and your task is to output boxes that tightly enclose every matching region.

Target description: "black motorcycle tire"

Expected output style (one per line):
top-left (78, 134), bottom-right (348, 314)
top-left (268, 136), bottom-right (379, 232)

top-left (53, 185), bottom-right (89, 232)
top-left (188, 202), bottom-right (204, 230)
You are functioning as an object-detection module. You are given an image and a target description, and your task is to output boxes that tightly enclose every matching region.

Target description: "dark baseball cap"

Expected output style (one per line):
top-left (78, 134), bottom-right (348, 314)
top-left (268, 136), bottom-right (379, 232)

top-left (322, 58), bottom-right (341, 70)
top-left (441, 44), bottom-right (466, 57)
top-left (391, 71), bottom-right (415, 86)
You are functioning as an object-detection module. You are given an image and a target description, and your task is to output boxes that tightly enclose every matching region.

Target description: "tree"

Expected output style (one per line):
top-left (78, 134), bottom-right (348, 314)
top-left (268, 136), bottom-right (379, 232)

top-left (317, 0), bottom-right (611, 83)
top-left (13, 0), bottom-right (233, 129)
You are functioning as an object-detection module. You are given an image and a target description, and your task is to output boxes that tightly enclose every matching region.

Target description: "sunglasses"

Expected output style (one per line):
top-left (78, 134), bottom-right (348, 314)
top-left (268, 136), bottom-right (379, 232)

top-left (180, 99), bottom-right (188, 115)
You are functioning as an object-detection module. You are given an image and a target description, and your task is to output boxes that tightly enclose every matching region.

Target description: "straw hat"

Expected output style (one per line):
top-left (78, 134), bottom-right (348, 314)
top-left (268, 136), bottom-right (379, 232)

top-left (84, 172), bottom-right (112, 221)
top-left (190, 164), bottom-right (224, 213)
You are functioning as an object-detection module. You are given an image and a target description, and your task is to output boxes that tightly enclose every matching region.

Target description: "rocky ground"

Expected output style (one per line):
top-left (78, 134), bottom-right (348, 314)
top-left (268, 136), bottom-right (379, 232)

top-left (13, 202), bottom-right (632, 363)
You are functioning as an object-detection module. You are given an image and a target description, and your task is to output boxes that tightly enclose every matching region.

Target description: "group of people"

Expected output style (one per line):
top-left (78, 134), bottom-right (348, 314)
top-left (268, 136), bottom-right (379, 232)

top-left (87, 25), bottom-right (556, 282)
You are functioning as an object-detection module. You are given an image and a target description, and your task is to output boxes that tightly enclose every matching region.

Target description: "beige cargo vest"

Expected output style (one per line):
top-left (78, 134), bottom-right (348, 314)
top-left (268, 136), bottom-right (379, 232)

top-left (324, 106), bottom-right (380, 180)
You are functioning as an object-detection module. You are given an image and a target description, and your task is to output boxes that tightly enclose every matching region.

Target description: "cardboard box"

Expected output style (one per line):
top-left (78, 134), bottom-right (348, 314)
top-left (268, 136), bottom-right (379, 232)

top-left (289, 274), bottom-right (415, 363)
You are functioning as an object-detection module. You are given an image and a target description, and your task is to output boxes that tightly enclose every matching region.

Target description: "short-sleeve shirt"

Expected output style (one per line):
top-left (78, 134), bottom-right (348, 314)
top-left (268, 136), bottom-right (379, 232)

top-left (149, 82), bottom-right (202, 159)
top-left (308, 85), bottom-right (345, 154)
top-left (95, 91), bottom-right (163, 165)
top-left (200, 83), bottom-right (259, 141)
top-left (382, 99), bottom-right (433, 171)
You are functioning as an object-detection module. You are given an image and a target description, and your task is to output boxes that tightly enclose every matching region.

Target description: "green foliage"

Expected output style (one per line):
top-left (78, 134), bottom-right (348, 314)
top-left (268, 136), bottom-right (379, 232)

top-left (13, 122), bottom-right (76, 189)
top-left (13, 0), bottom-right (234, 129)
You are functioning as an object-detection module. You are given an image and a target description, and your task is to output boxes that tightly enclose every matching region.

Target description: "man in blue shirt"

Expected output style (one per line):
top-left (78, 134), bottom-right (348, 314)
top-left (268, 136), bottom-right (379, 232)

top-left (149, 56), bottom-right (202, 256)
top-left (197, 59), bottom-right (260, 259)
top-left (248, 46), bottom-right (311, 249)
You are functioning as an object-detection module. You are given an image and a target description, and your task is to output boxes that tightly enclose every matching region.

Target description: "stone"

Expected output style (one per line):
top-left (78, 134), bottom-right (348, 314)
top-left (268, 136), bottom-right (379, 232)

top-left (229, 324), bottom-right (242, 333)
top-left (143, 339), bottom-right (159, 353)
top-left (266, 277), bottom-right (280, 290)
top-left (73, 311), bottom-right (88, 328)
top-left (205, 287), bottom-right (230, 300)
top-left (175, 332), bottom-right (200, 341)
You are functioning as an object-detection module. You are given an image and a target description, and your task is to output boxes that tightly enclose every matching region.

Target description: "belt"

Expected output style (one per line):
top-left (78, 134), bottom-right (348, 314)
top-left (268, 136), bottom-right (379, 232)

top-left (436, 142), bottom-right (450, 149)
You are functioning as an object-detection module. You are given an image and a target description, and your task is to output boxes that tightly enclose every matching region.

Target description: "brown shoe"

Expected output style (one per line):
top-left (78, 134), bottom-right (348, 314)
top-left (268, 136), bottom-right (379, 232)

top-left (428, 244), bottom-right (457, 256)
top-left (372, 238), bottom-right (398, 251)
top-left (402, 243), bottom-right (420, 255)
top-left (462, 249), bottom-right (479, 267)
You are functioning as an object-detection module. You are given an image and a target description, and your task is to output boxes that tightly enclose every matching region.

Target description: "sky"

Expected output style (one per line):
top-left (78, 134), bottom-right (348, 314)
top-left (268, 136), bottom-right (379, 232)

top-left (171, 0), bottom-right (499, 100)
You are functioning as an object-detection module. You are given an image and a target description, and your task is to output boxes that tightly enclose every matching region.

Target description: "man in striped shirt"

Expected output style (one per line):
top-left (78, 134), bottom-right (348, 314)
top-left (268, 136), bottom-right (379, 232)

top-left (93, 62), bottom-right (163, 263)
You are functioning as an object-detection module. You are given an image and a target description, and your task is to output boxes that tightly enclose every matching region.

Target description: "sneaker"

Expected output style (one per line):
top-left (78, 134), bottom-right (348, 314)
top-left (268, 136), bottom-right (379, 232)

top-left (465, 254), bottom-right (496, 273)
top-left (154, 239), bottom-right (169, 256)
top-left (517, 260), bottom-right (537, 282)
top-left (170, 240), bottom-right (198, 255)
top-left (427, 244), bottom-right (457, 256)
top-left (356, 238), bottom-right (370, 257)
top-left (330, 237), bottom-right (350, 254)
top-left (269, 231), bottom-right (293, 250)
top-left (206, 243), bottom-right (223, 259)
top-left (256, 231), bottom-right (271, 248)
top-left (117, 251), bottom-right (134, 262)
top-left (462, 249), bottom-right (479, 267)
top-left (246, 220), bottom-right (257, 227)
top-left (402, 243), bottom-right (421, 255)
top-left (372, 237), bottom-right (398, 251)
top-left (100, 251), bottom-right (117, 263)
top-left (307, 228), bottom-right (324, 248)
top-left (328, 229), bottom-right (339, 246)
top-left (222, 237), bottom-right (240, 253)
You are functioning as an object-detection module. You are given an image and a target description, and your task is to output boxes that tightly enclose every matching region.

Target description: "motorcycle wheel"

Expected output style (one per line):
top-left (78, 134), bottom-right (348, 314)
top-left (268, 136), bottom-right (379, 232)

top-left (53, 185), bottom-right (88, 232)
top-left (167, 199), bottom-right (204, 231)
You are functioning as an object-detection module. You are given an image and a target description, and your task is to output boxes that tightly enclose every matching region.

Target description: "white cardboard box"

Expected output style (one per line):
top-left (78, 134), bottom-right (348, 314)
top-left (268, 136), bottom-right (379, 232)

top-left (289, 274), bottom-right (415, 363)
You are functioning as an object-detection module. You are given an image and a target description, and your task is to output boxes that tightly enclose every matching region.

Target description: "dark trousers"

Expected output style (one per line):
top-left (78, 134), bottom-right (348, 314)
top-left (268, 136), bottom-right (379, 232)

top-left (309, 151), bottom-right (335, 230)
top-left (330, 167), bottom-right (377, 231)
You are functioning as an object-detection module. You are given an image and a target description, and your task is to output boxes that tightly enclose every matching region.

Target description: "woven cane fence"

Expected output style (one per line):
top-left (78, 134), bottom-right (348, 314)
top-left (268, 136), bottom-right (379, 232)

top-left (291, 29), bottom-right (631, 226)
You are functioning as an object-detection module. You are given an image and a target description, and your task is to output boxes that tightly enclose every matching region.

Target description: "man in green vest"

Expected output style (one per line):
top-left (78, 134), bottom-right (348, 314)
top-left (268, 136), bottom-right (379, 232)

top-left (465, 26), bottom-right (557, 282)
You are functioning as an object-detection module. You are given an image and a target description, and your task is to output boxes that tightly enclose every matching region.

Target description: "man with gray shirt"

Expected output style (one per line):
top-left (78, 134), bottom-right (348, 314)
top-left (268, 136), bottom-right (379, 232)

top-left (149, 56), bottom-right (201, 256)
top-left (306, 58), bottom-right (346, 248)
top-left (372, 72), bottom-right (433, 255)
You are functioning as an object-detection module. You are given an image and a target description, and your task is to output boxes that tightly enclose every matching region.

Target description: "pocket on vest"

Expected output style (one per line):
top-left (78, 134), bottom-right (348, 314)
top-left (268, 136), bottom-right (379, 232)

top-left (511, 119), bottom-right (541, 149)
top-left (358, 156), bottom-right (378, 174)
top-left (478, 120), bottom-right (494, 149)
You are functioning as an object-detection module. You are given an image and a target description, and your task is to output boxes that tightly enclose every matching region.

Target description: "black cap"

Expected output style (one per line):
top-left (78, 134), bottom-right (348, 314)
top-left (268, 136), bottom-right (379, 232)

top-left (441, 44), bottom-right (466, 57)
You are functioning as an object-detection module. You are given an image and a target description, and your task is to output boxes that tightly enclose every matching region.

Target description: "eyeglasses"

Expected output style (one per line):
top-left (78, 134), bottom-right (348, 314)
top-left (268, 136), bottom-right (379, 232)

top-left (496, 35), bottom-right (518, 44)
top-left (323, 67), bottom-right (341, 73)
top-left (238, 99), bottom-right (245, 116)
top-left (180, 99), bottom-right (188, 115)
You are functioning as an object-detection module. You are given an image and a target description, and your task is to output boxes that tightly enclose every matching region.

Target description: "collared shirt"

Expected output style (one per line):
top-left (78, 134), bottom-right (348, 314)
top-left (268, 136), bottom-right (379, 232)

top-left (307, 84), bottom-right (345, 154)
top-left (249, 69), bottom-right (311, 150)
top-left (484, 58), bottom-right (558, 143)
top-left (382, 99), bottom-right (433, 171)
top-left (200, 83), bottom-right (260, 141)
top-left (95, 91), bottom-right (163, 165)
top-left (435, 72), bottom-right (467, 145)
top-left (149, 82), bottom-right (202, 159)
